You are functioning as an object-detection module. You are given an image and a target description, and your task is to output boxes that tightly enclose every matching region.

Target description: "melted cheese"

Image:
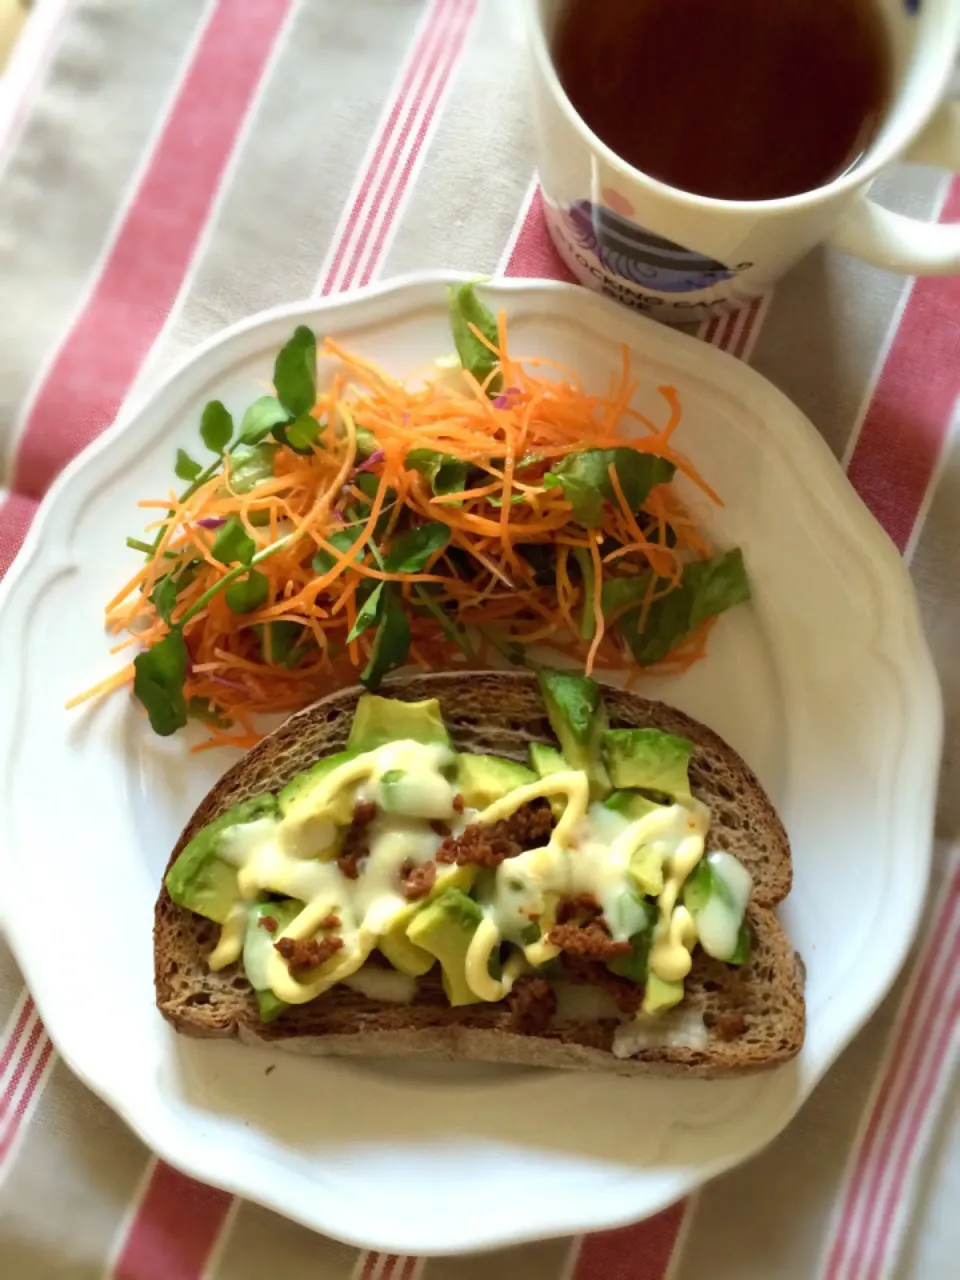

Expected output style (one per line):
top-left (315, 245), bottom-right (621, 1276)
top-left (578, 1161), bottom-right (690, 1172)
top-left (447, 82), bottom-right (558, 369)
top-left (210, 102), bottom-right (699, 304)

top-left (344, 966), bottom-right (417, 1003)
top-left (612, 1006), bottom-right (709, 1058)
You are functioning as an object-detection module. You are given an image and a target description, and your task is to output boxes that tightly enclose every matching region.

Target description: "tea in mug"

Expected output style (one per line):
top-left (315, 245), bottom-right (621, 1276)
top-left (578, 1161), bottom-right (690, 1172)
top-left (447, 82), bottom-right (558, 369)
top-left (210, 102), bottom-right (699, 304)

top-left (552, 0), bottom-right (892, 202)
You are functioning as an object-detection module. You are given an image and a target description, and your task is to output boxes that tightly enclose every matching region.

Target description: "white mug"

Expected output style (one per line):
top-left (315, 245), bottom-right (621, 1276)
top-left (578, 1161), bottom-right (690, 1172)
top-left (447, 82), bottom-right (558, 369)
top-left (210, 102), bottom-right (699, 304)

top-left (526, 0), bottom-right (960, 321)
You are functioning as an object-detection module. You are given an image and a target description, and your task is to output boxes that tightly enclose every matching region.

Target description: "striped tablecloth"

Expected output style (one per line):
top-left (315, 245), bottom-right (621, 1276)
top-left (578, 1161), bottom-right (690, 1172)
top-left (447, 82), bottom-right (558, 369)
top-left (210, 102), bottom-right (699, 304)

top-left (0, 3), bottom-right (957, 1277)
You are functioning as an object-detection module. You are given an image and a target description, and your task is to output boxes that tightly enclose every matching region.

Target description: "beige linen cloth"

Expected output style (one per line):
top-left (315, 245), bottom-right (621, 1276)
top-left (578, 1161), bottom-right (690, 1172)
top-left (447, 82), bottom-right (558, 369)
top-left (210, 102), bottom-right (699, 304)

top-left (0, 3), bottom-right (956, 1277)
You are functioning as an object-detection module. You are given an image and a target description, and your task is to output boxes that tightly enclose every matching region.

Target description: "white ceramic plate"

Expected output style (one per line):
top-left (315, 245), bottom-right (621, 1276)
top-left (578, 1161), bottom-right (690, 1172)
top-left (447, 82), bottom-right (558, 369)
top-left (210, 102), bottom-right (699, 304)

top-left (0, 274), bottom-right (941, 1254)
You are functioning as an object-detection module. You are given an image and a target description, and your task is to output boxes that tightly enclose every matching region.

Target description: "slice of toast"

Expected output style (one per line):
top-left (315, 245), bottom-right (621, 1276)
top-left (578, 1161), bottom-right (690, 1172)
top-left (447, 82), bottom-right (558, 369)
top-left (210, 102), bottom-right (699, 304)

top-left (155, 672), bottom-right (805, 1077)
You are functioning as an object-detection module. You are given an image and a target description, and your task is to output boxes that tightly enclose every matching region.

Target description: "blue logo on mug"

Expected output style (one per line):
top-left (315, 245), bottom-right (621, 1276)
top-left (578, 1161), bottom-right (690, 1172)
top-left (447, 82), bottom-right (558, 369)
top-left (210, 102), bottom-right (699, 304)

top-left (567, 199), bottom-right (751, 295)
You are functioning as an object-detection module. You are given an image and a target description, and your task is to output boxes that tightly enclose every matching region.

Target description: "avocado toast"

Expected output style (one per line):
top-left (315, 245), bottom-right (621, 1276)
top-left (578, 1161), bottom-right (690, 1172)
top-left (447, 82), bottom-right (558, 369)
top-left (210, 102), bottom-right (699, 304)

top-left (155, 670), bottom-right (805, 1077)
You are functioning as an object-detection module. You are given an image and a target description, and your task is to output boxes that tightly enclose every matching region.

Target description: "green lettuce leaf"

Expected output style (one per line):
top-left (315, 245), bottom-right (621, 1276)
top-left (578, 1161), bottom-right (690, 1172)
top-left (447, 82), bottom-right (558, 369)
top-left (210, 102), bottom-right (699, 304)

top-left (360, 588), bottom-right (411, 688)
top-left (273, 326), bottom-right (317, 418)
top-left (200, 401), bottom-right (233, 454)
top-left (225, 570), bottom-right (269, 614)
top-left (239, 396), bottom-right (291, 445)
top-left (212, 517), bottom-right (256, 567)
top-left (133, 630), bottom-right (189, 737)
top-left (448, 282), bottom-right (502, 395)
top-left (405, 448), bottom-right (469, 499)
top-left (544, 449), bottom-right (675, 527)
top-left (385, 522), bottom-right (450, 573)
top-left (621, 549), bottom-right (751, 665)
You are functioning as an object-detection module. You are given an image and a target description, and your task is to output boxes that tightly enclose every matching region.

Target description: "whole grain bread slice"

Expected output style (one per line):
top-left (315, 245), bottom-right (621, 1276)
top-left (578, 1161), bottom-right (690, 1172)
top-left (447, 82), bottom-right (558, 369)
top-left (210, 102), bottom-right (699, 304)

top-left (155, 672), bottom-right (805, 1077)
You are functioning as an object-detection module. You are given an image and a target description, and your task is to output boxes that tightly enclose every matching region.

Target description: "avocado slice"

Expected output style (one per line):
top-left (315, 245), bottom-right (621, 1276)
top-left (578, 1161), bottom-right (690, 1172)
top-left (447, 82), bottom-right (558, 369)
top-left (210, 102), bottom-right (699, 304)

top-left (642, 971), bottom-right (684, 1015)
top-left (243, 899), bottom-right (302, 1022)
top-left (378, 863), bottom-right (475, 975)
top-left (256, 990), bottom-right (288, 1022)
top-left (607, 893), bottom-right (658, 985)
top-left (601, 728), bottom-right (693, 800)
top-left (528, 742), bottom-right (566, 777)
top-left (406, 888), bottom-right (483, 1006)
top-left (537, 668), bottom-right (611, 799)
top-left (165, 795), bottom-right (278, 923)
top-left (379, 928), bottom-right (436, 976)
top-left (278, 750), bottom-right (358, 817)
top-left (528, 743), bottom-right (569, 819)
top-left (457, 754), bottom-right (536, 811)
top-left (346, 694), bottom-right (451, 752)
top-left (603, 790), bottom-right (664, 822)
top-left (629, 846), bottom-right (665, 897)
top-left (682, 857), bottom-right (752, 963)
top-left (728, 920), bottom-right (752, 966)
top-left (681, 859), bottom-right (715, 915)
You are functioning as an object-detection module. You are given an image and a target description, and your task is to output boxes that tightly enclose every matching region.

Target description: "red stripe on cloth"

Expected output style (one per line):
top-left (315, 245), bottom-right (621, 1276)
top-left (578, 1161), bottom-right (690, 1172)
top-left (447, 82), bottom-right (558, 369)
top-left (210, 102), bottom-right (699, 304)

top-left (731, 298), bottom-right (762, 362)
top-left (356, 1251), bottom-right (399, 1280)
top-left (319, 0), bottom-right (460, 295)
top-left (569, 1202), bottom-right (688, 1280)
top-left (0, 996), bottom-right (35, 1080)
top-left (0, 490), bottom-right (39, 580)
top-left (11, 0), bottom-right (292, 501)
top-left (0, 1013), bottom-right (42, 1117)
top-left (365, 1254), bottom-right (413, 1279)
top-left (714, 308), bottom-right (742, 355)
top-left (867, 933), bottom-right (959, 1268)
top-left (0, 1037), bottom-right (54, 1165)
top-left (504, 185), bottom-right (576, 280)
top-left (349, 0), bottom-right (478, 291)
top-left (821, 864), bottom-right (960, 1280)
top-left (844, 178), bottom-right (960, 552)
top-left (722, 307), bottom-right (745, 352)
top-left (711, 310), bottom-right (735, 352)
top-left (111, 1161), bottom-right (234, 1280)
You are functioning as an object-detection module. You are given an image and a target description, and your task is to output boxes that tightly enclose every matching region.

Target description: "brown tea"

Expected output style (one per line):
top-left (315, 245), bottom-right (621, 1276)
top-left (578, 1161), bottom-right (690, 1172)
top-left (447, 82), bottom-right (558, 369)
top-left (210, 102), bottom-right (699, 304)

top-left (552, 0), bottom-right (892, 202)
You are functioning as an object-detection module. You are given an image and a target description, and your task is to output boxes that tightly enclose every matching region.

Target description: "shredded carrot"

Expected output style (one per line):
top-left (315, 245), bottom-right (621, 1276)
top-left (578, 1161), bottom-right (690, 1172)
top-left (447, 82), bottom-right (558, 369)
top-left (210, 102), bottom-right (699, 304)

top-left (74, 312), bottom-right (729, 745)
top-left (584, 535), bottom-right (605, 676)
top-left (65, 664), bottom-right (135, 709)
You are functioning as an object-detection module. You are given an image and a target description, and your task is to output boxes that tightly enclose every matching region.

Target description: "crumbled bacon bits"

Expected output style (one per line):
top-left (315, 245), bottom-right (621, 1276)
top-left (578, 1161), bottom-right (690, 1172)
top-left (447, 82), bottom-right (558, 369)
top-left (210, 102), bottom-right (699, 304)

top-left (435, 802), bottom-right (553, 868)
top-left (509, 976), bottom-right (557, 1035)
top-left (274, 935), bottom-right (344, 974)
top-left (399, 859), bottom-right (437, 902)
top-left (337, 800), bottom-right (378, 879)
top-left (547, 894), bottom-right (631, 962)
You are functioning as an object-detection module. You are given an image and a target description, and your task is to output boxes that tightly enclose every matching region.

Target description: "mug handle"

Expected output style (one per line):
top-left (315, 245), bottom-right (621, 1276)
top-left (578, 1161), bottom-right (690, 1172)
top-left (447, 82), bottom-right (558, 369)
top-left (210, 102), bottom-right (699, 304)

top-left (828, 101), bottom-right (960, 275)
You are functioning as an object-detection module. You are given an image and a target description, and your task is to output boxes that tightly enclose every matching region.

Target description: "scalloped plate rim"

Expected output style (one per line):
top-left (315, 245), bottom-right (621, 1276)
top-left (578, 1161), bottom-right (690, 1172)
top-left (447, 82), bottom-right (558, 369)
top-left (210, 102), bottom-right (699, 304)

top-left (0, 272), bottom-right (942, 1254)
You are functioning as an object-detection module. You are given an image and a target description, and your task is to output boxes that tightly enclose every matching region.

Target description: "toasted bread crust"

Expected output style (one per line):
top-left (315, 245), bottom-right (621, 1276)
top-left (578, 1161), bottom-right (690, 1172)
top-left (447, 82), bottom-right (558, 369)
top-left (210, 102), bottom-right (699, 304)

top-left (155, 672), bottom-right (805, 1076)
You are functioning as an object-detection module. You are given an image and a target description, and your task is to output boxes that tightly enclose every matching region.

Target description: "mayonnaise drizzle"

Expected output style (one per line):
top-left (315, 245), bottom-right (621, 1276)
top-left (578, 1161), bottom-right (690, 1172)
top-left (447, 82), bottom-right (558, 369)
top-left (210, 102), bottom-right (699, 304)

top-left (204, 741), bottom-right (735, 1008)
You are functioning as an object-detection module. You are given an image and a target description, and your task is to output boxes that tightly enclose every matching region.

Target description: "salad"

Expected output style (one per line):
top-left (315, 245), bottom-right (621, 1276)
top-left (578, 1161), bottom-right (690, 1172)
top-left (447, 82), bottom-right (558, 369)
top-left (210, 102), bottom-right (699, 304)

top-left (69, 284), bottom-right (750, 748)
